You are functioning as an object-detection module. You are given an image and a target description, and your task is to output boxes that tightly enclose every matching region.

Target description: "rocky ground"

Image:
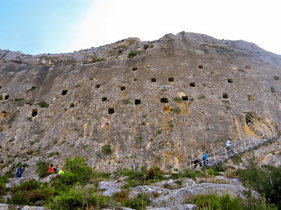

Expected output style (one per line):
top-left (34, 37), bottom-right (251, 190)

top-left (0, 167), bottom-right (260, 210)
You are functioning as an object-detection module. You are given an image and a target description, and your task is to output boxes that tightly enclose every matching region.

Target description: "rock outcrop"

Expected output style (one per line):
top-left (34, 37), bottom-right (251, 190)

top-left (0, 32), bottom-right (281, 176)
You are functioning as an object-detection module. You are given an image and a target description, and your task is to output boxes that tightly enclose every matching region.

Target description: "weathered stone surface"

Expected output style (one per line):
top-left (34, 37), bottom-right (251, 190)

top-left (0, 204), bottom-right (44, 210)
top-left (99, 180), bottom-right (123, 196)
top-left (128, 178), bottom-right (257, 209)
top-left (5, 174), bottom-right (56, 189)
top-left (0, 32), bottom-right (281, 176)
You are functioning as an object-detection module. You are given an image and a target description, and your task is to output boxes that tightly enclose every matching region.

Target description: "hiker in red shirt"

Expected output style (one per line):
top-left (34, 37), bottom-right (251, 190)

top-left (48, 164), bottom-right (54, 173)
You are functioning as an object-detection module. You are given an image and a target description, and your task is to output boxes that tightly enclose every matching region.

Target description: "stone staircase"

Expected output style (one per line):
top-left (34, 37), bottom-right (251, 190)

top-left (180, 114), bottom-right (277, 170)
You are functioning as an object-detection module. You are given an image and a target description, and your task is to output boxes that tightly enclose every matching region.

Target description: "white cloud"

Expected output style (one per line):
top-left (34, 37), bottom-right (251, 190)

top-left (63, 0), bottom-right (281, 55)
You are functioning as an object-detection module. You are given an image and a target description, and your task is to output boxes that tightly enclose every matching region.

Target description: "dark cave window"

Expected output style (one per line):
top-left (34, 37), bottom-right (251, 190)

top-left (168, 77), bottom-right (175, 82)
top-left (102, 97), bottom-right (107, 102)
top-left (132, 67), bottom-right (138, 71)
top-left (227, 78), bottom-right (234, 83)
top-left (61, 90), bottom-right (68, 95)
top-left (190, 82), bottom-right (196, 87)
top-left (135, 99), bottom-right (141, 105)
top-left (95, 84), bottom-right (100, 89)
top-left (160, 98), bottom-right (168, 103)
top-left (108, 108), bottom-right (114, 114)
top-left (198, 64), bottom-right (204, 69)
top-left (120, 86), bottom-right (126, 91)
top-left (32, 109), bottom-right (37, 117)
top-left (4, 95), bottom-right (9, 100)
top-left (151, 78), bottom-right (156, 82)
top-left (222, 93), bottom-right (228, 99)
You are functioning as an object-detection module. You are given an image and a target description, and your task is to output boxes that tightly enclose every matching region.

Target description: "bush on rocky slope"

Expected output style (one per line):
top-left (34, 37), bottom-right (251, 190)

top-left (186, 192), bottom-right (276, 210)
top-left (239, 157), bottom-right (281, 209)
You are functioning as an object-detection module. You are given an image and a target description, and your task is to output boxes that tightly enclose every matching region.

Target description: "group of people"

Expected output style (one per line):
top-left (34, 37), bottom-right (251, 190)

top-left (15, 164), bottom-right (65, 178)
top-left (193, 151), bottom-right (208, 169)
top-left (193, 139), bottom-right (235, 168)
top-left (48, 164), bottom-right (65, 175)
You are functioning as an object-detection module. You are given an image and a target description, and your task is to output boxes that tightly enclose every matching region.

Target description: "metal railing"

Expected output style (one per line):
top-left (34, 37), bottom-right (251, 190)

top-left (180, 115), bottom-right (276, 171)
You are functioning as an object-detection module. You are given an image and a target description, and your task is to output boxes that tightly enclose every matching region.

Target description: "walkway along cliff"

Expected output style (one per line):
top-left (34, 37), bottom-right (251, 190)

top-left (0, 32), bottom-right (281, 175)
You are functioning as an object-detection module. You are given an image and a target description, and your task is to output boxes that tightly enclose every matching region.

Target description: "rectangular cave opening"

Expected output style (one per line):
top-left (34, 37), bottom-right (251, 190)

top-left (198, 64), bottom-right (204, 69)
top-left (222, 93), bottom-right (228, 99)
top-left (95, 84), bottom-right (101, 89)
top-left (120, 86), bottom-right (126, 91)
top-left (102, 97), bottom-right (107, 102)
top-left (160, 98), bottom-right (168, 103)
top-left (4, 95), bottom-right (9, 100)
top-left (61, 90), bottom-right (68, 96)
top-left (32, 109), bottom-right (38, 117)
top-left (135, 99), bottom-right (141, 105)
top-left (108, 108), bottom-right (115, 114)
top-left (168, 77), bottom-right (175, 82)
top-left (134, 78), bottom-right (138, 81)
top-left (190, 82), bottom-right (196, 87)
top-left (151, 78), bottom-right (156, 82)
top-left (132, 67), bottom-right (138, 71)
top-left (227, 78), bottom-right (234, 83)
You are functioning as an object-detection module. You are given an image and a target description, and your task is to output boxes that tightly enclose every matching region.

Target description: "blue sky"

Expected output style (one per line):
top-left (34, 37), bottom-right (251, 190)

top-left (1, 0), bottom-right (281, 55)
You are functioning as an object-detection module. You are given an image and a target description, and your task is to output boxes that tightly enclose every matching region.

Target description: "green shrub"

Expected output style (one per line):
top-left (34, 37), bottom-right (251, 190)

top-left (128, 50), bottom-right (142, 58)
top-left (102, 145), bottom-right (112, 155)
top-left (47, 151), bottom-right (60, 158)
top-left (170, 107), bottom-right (181, 114)
top-left (36, 160), bottom-right (50, 178)
top-left (8, 190), bottom-right (30, 205)
top-left (239, 159), bottom-right (281, 209)
top-left (173, 97), bottom-right (182, 102)
top-left (85, 55), bottom-right (105, 64)
top-left (183, 168), bottom-right (205, 180)
top-left (39, 100), bottom-right (49, 108)
top-left (46, 185), bottom-right (109, 210)
top-left (186, 192), bottom-right (276, 210)
top-left (186, 193), bottom-right (244, 209)
top-left (64, 155), bottom-right (85, 173)
top-left (129, 193), bottom-right (151, 210)
top-left (212, 163), bottom-right (226, 173)
top-left (9, 180), bottom-right (53, 205)
top-left (145, 166), bottom-right (164, 182)
top-left (231, 155), bottom-right (243, 165)
top-left (0, 175), bottom-right (8, 196)
top-left (122, 99), bottom-right (132, 104)
top-left (113, 191), bottom-right (151, 210)
top-left (207, 168), bottom-right (220, 176)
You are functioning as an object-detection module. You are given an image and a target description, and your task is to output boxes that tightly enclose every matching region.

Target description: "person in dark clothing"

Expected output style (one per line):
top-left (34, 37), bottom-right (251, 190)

top-left (193, 155), bottom-right (200, 168)
top-left (15, 166), bottom-right (24, 178)
top-left (53, 165), bottom-right (58, 174)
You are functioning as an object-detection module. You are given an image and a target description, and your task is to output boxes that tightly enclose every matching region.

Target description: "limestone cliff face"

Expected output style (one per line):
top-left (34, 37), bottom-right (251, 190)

top-left (0, 32), bottom-right (280, 174)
